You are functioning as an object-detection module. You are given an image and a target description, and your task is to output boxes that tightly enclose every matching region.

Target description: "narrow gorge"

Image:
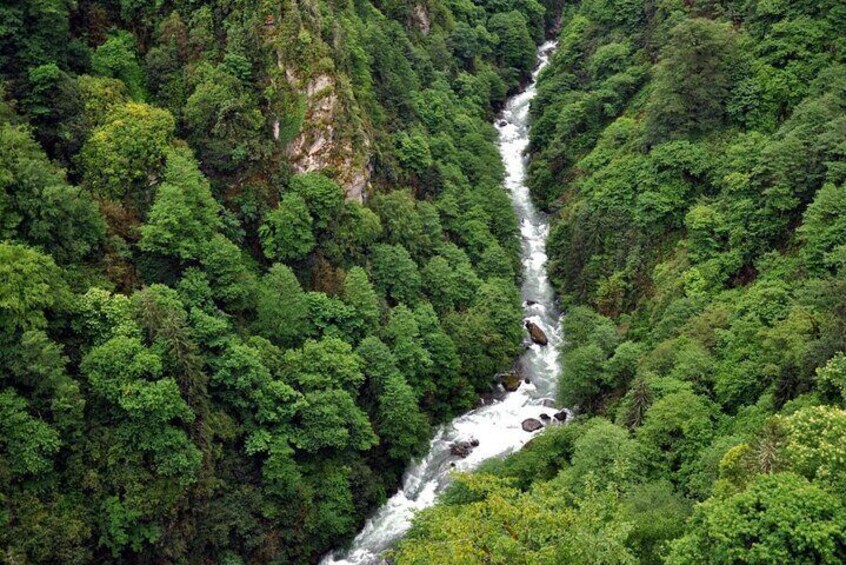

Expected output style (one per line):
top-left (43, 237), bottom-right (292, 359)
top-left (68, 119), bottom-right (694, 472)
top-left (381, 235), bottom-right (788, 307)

top-left (324, 40), bottom-right (563, 565)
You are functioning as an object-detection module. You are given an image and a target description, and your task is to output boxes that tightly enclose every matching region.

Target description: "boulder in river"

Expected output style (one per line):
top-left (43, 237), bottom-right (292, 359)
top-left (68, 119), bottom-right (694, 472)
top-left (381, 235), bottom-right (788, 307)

top-left (450, 440), bottom-right (476, 458)
top-left (525, 300), bottom-right (538, 307)
top-left (539, 413), bottom-right (551, 422)
top-left (497, 119), bottom-right (508, 127)
top-left (553, 410), bottom-right (569, 422)
top-left (525, 321), bottom-right (549, 346)
top-left (498, 371), bottom-right (522, 392)
top-left (541, 399), bottom-right (556, 408)
top-left (522, 418), bottom-right (543, 432)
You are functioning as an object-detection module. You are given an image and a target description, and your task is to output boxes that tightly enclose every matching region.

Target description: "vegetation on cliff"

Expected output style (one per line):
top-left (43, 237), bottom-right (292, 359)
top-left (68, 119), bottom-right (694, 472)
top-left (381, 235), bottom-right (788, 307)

top-left (0, 0), bottom-right (565, 561)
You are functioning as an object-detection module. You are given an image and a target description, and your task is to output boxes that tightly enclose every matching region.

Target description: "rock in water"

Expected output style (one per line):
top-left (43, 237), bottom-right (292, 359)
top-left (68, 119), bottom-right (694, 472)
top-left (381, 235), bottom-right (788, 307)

top-left (498, 371), bottom-right (522, 392)
top-left (522, 418), bottom-right (543, 432)
top-left (553, 410), bottom-right (569, 422)
top-left (539, 413), bottom-right (551, 421)
top-left (525, 321), bottom-right (549, 346)
top-left (450, 440), bottom-right (476, 458)
top-left (541, 399), bottom-right (556, 408)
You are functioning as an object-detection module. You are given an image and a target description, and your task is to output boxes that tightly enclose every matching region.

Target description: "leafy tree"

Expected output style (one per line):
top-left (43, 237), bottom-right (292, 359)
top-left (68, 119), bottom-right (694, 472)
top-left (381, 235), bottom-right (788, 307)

top-left (198, 234), bottom-right (257, 312)
top-left (342, 266), bottom-right (381, 331)
top-left (140, 147), bottom-right (221, 260)
top-left (293, 389), bottom-right (377, 452)
top-left (80, 102), bottom-right (175, 202)
top-left (288, 173), bottom-right (345, 232)
top-left (91, 31), bottom-right (146, 100)
top-left (0, 122), bottom-right (105, 263)
top-left (0, 243), bottom-right (67, 333)
top-left (377, 373), bottom-right (430, 461)
top-left (254, 264), bottom-right (309, 347)
top-left (284, 337), bottom-right (365, 394)
top-left (370, 244), bottom-right (422, 305)
top-left (487, 11), bottom-right (536, 88)
top-left (258, 192), bottom-right (315, 262)
top-left (800, 182), bottom-right (846, 275)
top-left (383, 305), bottom-right (433, 398)
top-left (183, 64), bottom-right (266, 172)
top-left (667, 473), bottom-right (846, 565)
top-left (0, 388), bottom-right (61, 478)
top-left (637, 391), bottom-right (714, 484)
top-left (647, 18), bottom-right (738, 140)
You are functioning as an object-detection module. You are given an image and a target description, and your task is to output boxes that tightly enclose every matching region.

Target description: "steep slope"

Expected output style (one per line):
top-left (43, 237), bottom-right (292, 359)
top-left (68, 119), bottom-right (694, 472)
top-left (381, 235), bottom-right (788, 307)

top-left (0, 0), bottom-right (565, 563)
top-left (392, 1), bottom-right (846, 564)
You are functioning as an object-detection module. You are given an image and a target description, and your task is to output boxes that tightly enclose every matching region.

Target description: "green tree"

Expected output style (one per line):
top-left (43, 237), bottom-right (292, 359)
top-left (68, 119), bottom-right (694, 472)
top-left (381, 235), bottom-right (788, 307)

top-left (288, 173), bottom-right (345, 232)
top-left (140, 147), bottom-right (221, 260)
top-left (667, 473), bottom-right (846, 565)
top-left (646, 18), bottom-right (738, 140)
top-left (342, 266), bottom-right (381, 331)
top-left (377, 373), bottom-right (430, 461)
top-left (80, 102), bottom-right (175, 202)
top-left (371, 244), bottom-right (422, 305)
top-left (258, 192), bottom-right (315, 262)
top-left (0, 243), bottom-right (67, 333)
top-left (91, 31), bottom-right (146, 100)
top-left (0, 122), bottom-right (105, 263)
top-left (800, 182), bottom-right (846, 275)
top-left (0, 388), bottom-right (61, 478)
top-left (255, 264), bottom-right (309, 347)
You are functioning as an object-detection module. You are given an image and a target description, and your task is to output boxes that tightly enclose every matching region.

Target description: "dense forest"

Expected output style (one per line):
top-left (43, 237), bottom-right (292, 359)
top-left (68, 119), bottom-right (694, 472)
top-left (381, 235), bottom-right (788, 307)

top-left (392, 0), bottom-right (846, 564)
top-left (0, 0), bottom-right (565, 562)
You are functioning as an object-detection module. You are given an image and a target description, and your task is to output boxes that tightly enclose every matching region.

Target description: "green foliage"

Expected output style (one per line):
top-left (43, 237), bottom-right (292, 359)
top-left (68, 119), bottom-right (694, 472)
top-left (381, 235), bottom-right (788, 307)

top-left (258, 193), bottom-right (315, 262)
top-left (342, 266), bottom-right (381, 331)
top-left (81, 102), bottom-right (175, 202)
top-left (370, 244), bottom-right (422, 305)
top-left (140, 147), bottom-right (221, 260)
top-left (0, 0), bottom-right (541, 559)
top-left (0, 388), bottom-right (61, 477)
top-left (288, 173), bottom-right (345, 232)
top-left (646, 18), bottom-right (738, 141)
top-left (667, 473), bottom-right (846, 564)
top-left (91, 31), bottom-right (146, 100)
top-left (0, 243), bottom-right (67, 333)
top-left (0, 122), bottom-right (105, 263)
top-left (255, 263), bottom-right (309, 347)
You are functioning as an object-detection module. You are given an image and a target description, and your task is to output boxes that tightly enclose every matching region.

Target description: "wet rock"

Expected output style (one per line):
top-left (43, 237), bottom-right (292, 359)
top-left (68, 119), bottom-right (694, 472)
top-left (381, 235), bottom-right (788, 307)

top-left (525, 300), bottom-right (538, 307)
top-left (522, 418), bottom-right (543, 432)
top-left (524, 377), bottom-right (531, 384)
top-left (525, 321), bottom-right (549, 346)
top-left (497, 119), bottom-right (508, 127)
top-left (541, 399), bottom-right (556, 408)
top-left (478, 389), bottom-right (506, 406)
top-left (553, 410), bottom-right (569, 422)
top-left (539, 413), bottom-right (551, 422)
top-left (498, 371), bottom-right (522, 392)
top-left (470, 438), bottom-right (480, 447)
top-left (450, 440), bottom-right (476, 458)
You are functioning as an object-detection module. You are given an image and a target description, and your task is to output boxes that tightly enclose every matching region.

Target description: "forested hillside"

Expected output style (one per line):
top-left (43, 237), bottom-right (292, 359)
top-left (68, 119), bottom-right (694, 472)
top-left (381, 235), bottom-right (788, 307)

top-left (0, 0), bottom-right (564, 562)
top-left (394, 0), bottom-right (846, 563)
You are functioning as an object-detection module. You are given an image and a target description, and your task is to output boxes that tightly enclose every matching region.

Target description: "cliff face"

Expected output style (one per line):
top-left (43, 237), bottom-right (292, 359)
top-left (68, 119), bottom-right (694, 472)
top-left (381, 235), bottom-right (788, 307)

top-left (281, 69), bottom-right (371, 202)
top-left (267, 0), bottom-right (374, 202)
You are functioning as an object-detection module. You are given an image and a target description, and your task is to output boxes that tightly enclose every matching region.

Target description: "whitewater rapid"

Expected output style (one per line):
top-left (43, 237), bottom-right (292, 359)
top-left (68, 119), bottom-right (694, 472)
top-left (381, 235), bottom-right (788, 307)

top-left (322, 40), bottom-right (562, 565)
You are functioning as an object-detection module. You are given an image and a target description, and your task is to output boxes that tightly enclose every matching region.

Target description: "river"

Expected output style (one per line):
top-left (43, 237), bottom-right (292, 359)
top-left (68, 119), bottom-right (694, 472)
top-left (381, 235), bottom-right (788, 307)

top-left (321, 40), bottom-right (562, 565)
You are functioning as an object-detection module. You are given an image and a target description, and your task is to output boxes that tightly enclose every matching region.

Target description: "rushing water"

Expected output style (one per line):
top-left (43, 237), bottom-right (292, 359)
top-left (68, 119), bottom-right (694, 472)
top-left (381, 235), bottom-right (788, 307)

top-left (322, 40), bottom-right (562, 565)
